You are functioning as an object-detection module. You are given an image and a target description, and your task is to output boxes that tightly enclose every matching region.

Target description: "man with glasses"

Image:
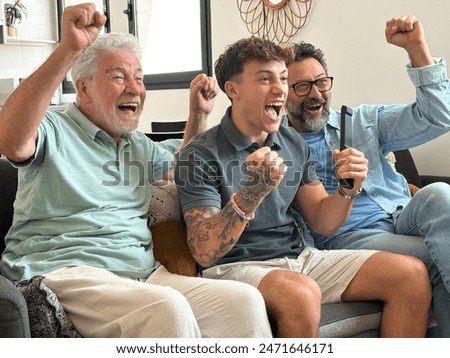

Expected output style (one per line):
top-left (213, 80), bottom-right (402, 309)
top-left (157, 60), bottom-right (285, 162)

top-left (175, 36), bottom-right (433, 338)
top-left (290, 77), bottom-right (334, 100)
top-left (284, 15), bottom-right (450, 336)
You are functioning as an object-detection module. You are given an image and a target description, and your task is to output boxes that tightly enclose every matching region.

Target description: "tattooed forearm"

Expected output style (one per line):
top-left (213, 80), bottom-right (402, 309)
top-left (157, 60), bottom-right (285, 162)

top-left (183, 204), bottom-right (247, 267)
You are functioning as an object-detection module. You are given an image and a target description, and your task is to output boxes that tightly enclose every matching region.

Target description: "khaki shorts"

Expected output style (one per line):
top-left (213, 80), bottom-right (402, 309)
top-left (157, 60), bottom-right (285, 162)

top-left (202, 247), bottom-right (377, 304)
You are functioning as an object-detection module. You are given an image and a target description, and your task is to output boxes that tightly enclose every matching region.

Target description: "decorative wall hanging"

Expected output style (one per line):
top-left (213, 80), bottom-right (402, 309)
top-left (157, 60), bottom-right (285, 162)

top-left (237, 0), bottom-right (312, 44)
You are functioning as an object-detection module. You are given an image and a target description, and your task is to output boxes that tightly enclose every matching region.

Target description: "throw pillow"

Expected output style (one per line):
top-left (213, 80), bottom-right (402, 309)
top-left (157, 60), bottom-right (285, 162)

top-left (148, 180), bottom-right (182, 225)
top-left (151, 220), bottom-right (198, 277)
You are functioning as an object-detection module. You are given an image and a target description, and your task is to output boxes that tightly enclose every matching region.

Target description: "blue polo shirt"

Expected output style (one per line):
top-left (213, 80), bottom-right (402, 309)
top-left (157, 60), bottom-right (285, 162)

top-left (1, 103), bottom-right (173, 281)
top-left (175, 107), bottom-right (318, 267)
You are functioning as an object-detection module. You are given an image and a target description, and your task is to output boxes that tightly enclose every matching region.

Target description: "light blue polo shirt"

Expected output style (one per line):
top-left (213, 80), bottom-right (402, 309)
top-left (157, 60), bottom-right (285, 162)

top-left (1, 103), bottom-right (173, 281)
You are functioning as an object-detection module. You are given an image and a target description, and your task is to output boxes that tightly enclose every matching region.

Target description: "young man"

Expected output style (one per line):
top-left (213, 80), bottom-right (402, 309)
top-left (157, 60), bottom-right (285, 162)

top-left (285, 15), bottom-right (450, 336)
top-left (175, 36), bottom-right (431, 337)
top-left (0, 4), bottom-right (272, 338)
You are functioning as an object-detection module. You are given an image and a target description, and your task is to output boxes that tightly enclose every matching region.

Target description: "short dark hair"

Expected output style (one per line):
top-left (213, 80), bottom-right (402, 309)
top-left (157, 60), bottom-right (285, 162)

top-left (287, 41), bottom-right (328, 73)
top-left (214, 36), bottom-right (289, 93)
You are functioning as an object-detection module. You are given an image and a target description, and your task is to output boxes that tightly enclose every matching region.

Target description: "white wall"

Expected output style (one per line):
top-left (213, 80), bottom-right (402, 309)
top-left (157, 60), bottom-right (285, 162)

top-left (142, 0), bottom-right (450, 176)
top-left (1, 0), bottom-right (449, 176)
top-left (0, 0), bottom-right (56, 81)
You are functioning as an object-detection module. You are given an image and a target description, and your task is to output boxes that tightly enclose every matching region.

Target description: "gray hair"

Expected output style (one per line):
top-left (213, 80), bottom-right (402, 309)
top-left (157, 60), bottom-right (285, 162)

top-left (70, 32), bottom-right (142, 93)
top-left (287, 41), bottom-right (328, 74)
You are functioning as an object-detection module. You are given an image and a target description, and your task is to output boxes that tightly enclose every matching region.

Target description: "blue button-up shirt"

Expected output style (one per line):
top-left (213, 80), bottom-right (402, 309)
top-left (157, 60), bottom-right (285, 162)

top-left (291, 58), bottom-right (450, 246)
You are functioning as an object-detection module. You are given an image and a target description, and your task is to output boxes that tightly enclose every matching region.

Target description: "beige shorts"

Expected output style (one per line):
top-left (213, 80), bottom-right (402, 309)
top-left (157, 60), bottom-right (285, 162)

top-left (202, 247), bottom-right (377, 304)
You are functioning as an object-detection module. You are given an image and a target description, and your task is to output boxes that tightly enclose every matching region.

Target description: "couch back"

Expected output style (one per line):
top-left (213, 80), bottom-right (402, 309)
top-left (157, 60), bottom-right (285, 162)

top-left (392, 150), bottom-right (422, 188)
top-left (0, 158), bottom-right (18, 254)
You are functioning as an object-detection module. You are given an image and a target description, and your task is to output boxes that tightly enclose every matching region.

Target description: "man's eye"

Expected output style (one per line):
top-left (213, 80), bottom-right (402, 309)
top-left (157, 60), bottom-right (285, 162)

top-left (296, 82), bottom-right (310, 90)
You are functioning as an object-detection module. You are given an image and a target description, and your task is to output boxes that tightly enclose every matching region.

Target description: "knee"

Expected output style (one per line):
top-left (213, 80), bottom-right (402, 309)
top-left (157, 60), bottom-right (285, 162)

top-left (294, 277), bottom-right (322, 307)
top-left (282, 277), bottom-right (322, 331)
top-left (217, 280), bottom-right (268, 315)
top-left (145, 290), bottom-right (201, 337)
top-left (234, 283), bottom-right (268, 314)
top-left (396, 256), bottom-right (432, 302)
top-left (148, 288), bottom-right (192, 318)
top-left (267, 274), bottom-right (322, 318)
top-left (418, 182), bottom-right (450, 206)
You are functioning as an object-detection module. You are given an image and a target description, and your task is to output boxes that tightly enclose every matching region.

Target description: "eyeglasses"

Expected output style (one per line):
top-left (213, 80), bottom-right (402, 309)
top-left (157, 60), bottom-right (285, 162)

top-left (289, 76), bottom-right (334, 97)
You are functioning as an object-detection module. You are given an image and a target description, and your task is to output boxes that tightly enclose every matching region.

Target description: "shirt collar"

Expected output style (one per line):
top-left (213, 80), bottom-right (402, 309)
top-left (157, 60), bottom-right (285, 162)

top-left (221, 107), bottom-right (282, 152)
top-left (327, 108), bottom-right (340, 131)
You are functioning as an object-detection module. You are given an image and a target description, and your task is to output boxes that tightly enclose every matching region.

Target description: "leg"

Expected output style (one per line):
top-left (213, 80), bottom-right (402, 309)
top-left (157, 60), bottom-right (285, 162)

top-left (341, 251), bottom-right (431, 337)
top-left (147, 265), bottom-right (272, 338)
top-left (43, 266), bottom-right (201, 338)
top-left (258, 270), bottom-right (321, 337)
top-left (201, 259), bottom-right (322, 338)
top-left (394, 183), bottom-right (450, 293)
top-left (326, 227), bottom-right (450, 337)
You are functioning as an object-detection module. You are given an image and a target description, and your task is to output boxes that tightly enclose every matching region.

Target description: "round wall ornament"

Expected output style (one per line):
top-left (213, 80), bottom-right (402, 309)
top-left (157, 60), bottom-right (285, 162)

top-left (237, 0), bottom-right (312, 44)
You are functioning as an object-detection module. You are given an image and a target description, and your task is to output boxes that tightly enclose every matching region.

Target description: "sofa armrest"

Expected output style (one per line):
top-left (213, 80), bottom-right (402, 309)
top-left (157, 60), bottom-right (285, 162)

top-left (0, 275), bottom-right (31, 337)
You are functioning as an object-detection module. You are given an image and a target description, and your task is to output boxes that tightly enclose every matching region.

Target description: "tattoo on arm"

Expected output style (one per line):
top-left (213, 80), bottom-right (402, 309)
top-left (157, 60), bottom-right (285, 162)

top-left (184, 204), bottom-right (246, 267)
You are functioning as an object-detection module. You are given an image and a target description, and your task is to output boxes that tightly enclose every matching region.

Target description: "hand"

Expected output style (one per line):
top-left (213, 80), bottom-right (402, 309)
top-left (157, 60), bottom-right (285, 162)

top-left (180, 74), bottom-right (219, 150)
top-left (235, 147), bottom-right (287, 215)
top-left (384, 15), bottom-right (433, 67)
top-left (385, 15), bottom-right (423, 49)
top-left (333, 147), bottom-right (367, 193)
top-left (189, 73), bottom-right (219, 117)
top-left (245, 146), bottom-right (287, 193)
top-left (60, 3), bottom-right (107, 54)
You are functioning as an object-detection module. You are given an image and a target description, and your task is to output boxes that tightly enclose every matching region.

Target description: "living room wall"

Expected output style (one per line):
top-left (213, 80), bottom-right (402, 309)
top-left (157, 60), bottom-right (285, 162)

top-left (0, 0), bottom-right (448, 176)
top-left (141, 0), bottom-right (450, 177)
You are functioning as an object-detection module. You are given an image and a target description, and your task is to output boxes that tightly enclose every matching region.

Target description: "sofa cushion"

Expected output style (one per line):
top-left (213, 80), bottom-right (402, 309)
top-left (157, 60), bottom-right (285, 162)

top-left (148, 180), bottom-right (182, 225)
top-left (151, 220), bottom-right (198, 277)
top-left (319, 301), bottom-right (383, 338)
top-left (148, 179), bottom-right (197, 276)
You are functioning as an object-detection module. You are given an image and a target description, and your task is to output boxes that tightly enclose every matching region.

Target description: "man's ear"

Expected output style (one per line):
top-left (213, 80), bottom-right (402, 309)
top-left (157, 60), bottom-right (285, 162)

top-left (75, 78), bottom-right (89, 101)
top-left (224, 80), bottom-right (239, 100)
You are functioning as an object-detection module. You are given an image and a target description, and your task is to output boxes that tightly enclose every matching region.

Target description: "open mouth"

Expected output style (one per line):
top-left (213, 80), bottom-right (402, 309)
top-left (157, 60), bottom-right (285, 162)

top-left (265, 102), bottom-right (283, 118)
top-left (118, 102), bottom-right (139, 112)
top-left (305, 103), bottom-right (323, 112)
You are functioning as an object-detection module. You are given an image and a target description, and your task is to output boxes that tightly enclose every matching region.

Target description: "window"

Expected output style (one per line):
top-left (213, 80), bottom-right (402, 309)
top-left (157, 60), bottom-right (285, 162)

top-left (133, 0), bottom-right (212, 90)
top-left (57, 0), bottom-right (211, 93)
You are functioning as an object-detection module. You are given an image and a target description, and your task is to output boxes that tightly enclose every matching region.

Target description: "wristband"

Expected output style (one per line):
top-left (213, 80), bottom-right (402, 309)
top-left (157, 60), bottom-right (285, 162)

top-left (337, 185), bottom-right (362, 200)
top-left (230, 193), bottom-right (255, 221)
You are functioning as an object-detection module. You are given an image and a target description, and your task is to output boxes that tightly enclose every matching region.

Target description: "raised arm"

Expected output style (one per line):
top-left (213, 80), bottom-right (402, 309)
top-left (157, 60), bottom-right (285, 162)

top-left (183, 146), bottom-right (286, 268)
top-left (385, 15), bottom-right (433, 68)
top-left (0, 3), bottom-right (106, 162)
top-left (179, 73), bottom-right (218, 151)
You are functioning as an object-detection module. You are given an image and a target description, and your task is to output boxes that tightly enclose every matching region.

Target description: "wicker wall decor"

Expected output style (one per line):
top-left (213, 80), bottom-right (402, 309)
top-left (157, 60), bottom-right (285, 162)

top-left (237, 0), bottom-right (312, 44)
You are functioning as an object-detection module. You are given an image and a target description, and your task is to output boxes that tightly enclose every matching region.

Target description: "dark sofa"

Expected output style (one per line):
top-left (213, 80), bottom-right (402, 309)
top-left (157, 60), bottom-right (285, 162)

top-left (0, 151), bottom-right (447, 338)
